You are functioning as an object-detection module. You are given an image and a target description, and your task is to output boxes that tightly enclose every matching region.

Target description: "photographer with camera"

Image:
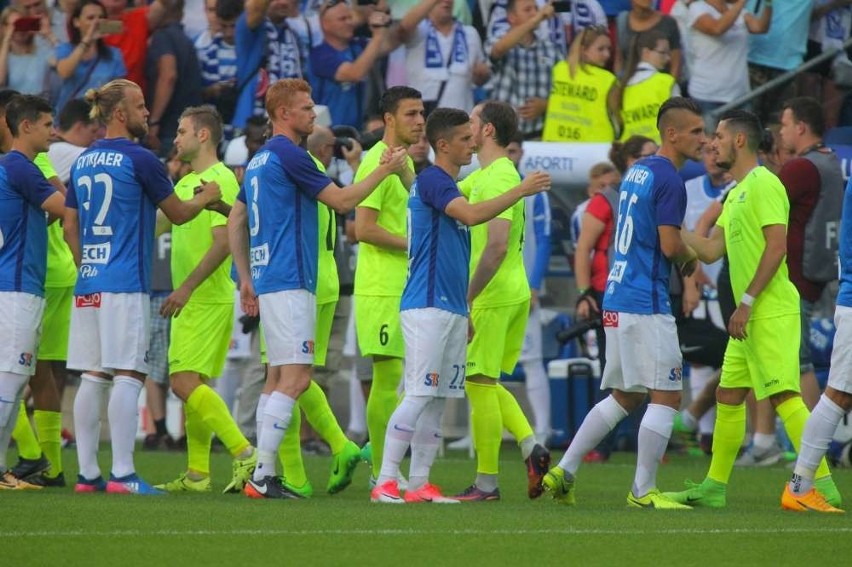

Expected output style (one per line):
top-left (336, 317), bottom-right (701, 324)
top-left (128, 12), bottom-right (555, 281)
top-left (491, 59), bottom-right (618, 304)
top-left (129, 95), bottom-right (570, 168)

top-left (310, 0), bottom-right (395, 129)
top-left (50, 0), bottom-right (126, 114)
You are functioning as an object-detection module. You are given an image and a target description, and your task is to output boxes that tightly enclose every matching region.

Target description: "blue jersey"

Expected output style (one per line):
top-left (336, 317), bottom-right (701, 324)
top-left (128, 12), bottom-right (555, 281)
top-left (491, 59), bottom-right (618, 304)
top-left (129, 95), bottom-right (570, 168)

top-left (237, 135), bottom-right (330, 295)
top-left (837, 177), bottom-right (852, 308)
top-left (603, 156), bottom-right (686, 315)
top-left (0, 151), bottom-right (57, 296)
top-left (67, 138), bottom-right (174, 295)
top-left (401, 166), bottom-right (470, 317)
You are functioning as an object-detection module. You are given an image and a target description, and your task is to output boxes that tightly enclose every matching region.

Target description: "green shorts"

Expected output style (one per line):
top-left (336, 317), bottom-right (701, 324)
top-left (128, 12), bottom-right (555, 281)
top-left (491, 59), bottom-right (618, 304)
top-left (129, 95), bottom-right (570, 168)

top-left (38, 285), bottom-right (72, 360)
top-left (315, 300), bottom-right (337, 368)
top-left (354, 294), bottom-right (404, 359)
top-left (720, 313), bottom-right (800, 400)
top-left (466, 301), bottom-right (529, 378)
top-left (168, 301), bottom-right (233, 378)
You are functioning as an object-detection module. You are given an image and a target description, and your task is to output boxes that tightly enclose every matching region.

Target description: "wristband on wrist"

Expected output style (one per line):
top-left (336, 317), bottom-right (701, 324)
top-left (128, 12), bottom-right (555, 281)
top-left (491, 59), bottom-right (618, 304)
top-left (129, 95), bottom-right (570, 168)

top-left (740, 293), bottom-right (755, 307)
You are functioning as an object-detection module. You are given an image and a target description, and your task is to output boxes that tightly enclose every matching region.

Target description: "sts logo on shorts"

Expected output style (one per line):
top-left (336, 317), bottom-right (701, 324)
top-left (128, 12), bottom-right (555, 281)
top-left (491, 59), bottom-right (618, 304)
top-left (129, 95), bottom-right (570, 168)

top-left (668, 367), bottom-right (683, 382)
top-left (423, 372), bottom-right (439, 387)
top-left (18, 352), bottom-right (33, 368)
top-left (301, 340), bottom-right (315, 354)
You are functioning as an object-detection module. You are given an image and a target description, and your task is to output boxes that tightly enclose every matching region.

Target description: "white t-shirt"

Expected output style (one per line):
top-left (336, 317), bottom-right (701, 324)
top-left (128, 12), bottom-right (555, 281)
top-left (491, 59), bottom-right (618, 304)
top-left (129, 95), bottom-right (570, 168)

top-left (684, 174), bottom-right (733, 285)
top-left (47, 141), bottom-right (86, 184)
top-left (687, 1), bottom-right (750, 103)
top-left (404, 20), bottom-right (484, 113)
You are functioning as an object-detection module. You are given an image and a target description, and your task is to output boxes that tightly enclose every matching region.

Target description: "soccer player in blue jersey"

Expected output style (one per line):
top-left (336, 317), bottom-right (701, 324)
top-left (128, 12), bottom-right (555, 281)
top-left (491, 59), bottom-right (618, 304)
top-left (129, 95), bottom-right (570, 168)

top-left (64, 79), bottom-right (222, 495)
top-left (0, 95), bottom-right (66, 490)
top-left (228, 78), bottom-right (409, 499)
top-left (542, 97), bottom-right (703, 509)
top-left (782, 175), bottom-right (852, 513)
top-left (370, 107), bottom-right (551, 504)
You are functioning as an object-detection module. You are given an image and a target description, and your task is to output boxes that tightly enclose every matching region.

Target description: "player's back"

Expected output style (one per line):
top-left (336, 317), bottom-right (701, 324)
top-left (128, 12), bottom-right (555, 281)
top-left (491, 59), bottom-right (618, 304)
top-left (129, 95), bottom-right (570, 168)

top-left (0, 151), bottom-right (55, 296)
top-left (70, 138), bottom-right (173, 295)
top-left (603, 156), bottom-right (686, 315)
top-left (242, 135), bottom-right (329, 295)
top-left (401, 165), bottom-right (470, 317)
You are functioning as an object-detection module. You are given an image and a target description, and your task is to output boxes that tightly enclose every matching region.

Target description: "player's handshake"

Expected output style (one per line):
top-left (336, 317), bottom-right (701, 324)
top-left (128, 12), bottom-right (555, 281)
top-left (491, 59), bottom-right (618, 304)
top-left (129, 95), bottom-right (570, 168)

top-left (519, 170), bottom-right (551, 196)
top-left (194, 179), bottom-right (223, 207)
top-left (379, 146), bottom-right (410, 176)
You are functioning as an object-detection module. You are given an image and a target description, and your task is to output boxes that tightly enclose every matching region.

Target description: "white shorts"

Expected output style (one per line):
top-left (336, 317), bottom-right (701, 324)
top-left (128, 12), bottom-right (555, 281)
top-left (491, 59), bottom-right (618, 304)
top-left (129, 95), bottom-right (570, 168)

top-left (827, 306), bottom-right (852, 394)
top-left (601, 311), bottom-right (683, 393)
top-left (401, 308), bottom-right (467, 398)
top-left (258, 289), bottom-right (316, 366)
top-left (518, 303), bottom-right (543, 363)
top-left (0, 292), bottom-right (45, 376)
top-left (68, 292), bottom-right (151, 375)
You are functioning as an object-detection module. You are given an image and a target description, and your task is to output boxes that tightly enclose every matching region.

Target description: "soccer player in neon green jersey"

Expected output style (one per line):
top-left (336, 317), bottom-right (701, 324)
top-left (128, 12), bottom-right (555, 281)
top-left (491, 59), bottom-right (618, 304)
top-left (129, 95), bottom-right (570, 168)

top-left (269, 126), bottom-right (363, 497)
top-left (453, 101), bottom-right (550, 501)
top-left (353, 86), bottom-right (423, 482)
top-left (154, 106), bottom-right (257, 493)
top-left (664, 109), bottom-right (840, 508)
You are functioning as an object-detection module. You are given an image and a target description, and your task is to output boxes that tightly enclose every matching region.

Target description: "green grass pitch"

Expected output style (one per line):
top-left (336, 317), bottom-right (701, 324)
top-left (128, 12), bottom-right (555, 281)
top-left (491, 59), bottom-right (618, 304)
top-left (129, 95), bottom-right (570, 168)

top-left (3, 447), bottom-right (851, 566)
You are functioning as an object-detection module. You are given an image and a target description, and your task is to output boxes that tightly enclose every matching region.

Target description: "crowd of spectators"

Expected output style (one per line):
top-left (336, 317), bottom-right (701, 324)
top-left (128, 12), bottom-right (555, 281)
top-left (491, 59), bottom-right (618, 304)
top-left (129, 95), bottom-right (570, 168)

top-left (0, 0), bottom-right (849, 157)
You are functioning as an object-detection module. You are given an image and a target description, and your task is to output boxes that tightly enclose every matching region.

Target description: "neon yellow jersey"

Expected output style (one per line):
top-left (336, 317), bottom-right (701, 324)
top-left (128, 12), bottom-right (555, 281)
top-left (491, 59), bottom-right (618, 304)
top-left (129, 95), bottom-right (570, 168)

top-left (716, 166), bottom-right (799, 320)
top-left (353, 140), bottom-right (413, 297)
top-left (542, 62), bottom-right (616, 142)
top-left (36, 152), bottom-right (76, 288)
top-left (171, 162), bottom-right (239, 303)
top-left (310, 154), bottom-right (339, 305)
top-left (459, 157), bottom-right (530, 307)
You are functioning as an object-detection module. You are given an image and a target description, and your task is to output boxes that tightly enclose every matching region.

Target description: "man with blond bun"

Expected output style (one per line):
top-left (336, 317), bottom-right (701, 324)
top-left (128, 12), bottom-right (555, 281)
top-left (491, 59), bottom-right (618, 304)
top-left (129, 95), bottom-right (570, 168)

top-left (229, 78), bottom-right (409, 499)
top-left (65, 79), bottom-right (222, 495)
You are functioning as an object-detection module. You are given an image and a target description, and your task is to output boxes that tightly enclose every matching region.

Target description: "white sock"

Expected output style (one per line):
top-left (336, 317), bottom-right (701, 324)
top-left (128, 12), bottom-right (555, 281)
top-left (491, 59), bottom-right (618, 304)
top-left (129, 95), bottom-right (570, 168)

top-left (108, 376), bottom-right (143, 478)
top-left (679, 408), bottom-right (697, 432)
top-left (633, 403), bottom-right (676, 498)
top-left (557, 395), bottom-right (628, 476)
top-left (256, 393), bottom-right (269, 447)
top-left (347, 367), bottom-right (366, 435)
top-left (689, 365), bottom-right (714, 399)
top-left (377, 395), bottom-right (430, 485)
top-left (254, 391), bottom-right (295, 481)
top-left (698, 406), bottom-right (716, 436)
top-left (0, 371), bottom-right (28, 472)
top-left (409, 398), bottom-right (446, 490)
top-left (523, 361), bottom-right (551, 438)
top-left (790, 394), bottom-right (847, 495)
top-left (753, 432), bottom-right (776, 451)
top-left (73, 373), bottom-right (110, 480)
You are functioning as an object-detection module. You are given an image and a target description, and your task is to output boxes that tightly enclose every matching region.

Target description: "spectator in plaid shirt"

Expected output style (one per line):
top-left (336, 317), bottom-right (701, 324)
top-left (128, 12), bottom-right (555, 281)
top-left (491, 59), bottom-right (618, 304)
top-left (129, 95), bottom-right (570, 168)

top-left (197, 0), bottom-right (239, 137)
top-left (485, 0), bottom-right (560, 139)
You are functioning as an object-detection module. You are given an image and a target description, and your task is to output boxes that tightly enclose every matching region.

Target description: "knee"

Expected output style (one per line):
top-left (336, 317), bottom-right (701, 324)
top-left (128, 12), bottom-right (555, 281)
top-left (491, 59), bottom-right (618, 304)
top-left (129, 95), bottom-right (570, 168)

top-left (825, 387), bottom-right (852, 412)
top-left (716, 387), bottom-right (748, 406)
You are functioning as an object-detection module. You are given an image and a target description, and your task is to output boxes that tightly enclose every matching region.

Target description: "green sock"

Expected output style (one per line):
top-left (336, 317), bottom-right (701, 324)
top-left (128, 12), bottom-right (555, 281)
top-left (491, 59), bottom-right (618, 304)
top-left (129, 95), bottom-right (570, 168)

top-left (466, 381), bottom-right (502, 476)
top-left (12, 402), bottom-right (41, 460)
top-left (366, 358), bottom-right (402, 478)
top-left (33, 410), bottom-right (62, 477)
top-left (185, 403), bottom-right (213, 476)
top-left (776, 397), bottom-right (832, 479)
top-left (278, 404), bottom-right (307, 488)
top-left (495, 384), bottom-right (535, 453)
top-left (300, 381), bottom-right (347, 454)
top-left (707, 402), bottom-right (746, 484)
top-left (186, 384), bottom-right (250, 457)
